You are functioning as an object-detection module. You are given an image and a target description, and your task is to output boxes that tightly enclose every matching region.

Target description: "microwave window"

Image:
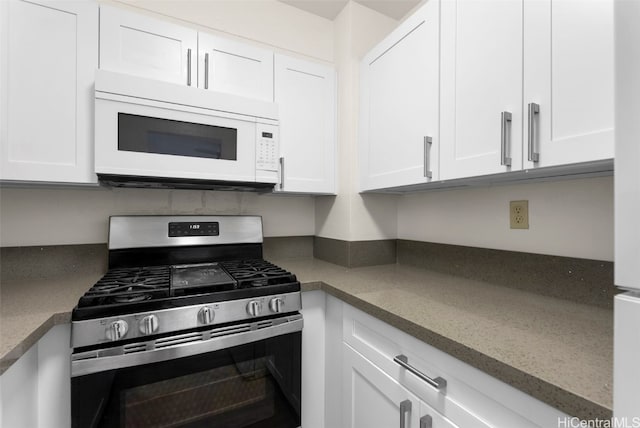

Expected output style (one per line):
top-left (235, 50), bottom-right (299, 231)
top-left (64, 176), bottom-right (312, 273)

top-left (118, 113), bottom-right (238, 160)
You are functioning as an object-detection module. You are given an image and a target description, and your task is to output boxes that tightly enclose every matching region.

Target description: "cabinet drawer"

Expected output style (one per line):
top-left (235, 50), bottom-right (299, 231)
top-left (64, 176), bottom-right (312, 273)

top-left (342, 304), bottom-right (566, 428)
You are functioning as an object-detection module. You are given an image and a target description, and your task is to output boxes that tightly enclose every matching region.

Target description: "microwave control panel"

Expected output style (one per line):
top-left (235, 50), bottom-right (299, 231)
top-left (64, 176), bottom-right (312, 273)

top-left (256, 127), bottom-right (279, 172)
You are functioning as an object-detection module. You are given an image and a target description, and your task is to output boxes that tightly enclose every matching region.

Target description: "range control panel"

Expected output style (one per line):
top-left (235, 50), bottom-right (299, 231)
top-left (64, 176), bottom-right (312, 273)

top-left (256, 128), bottom-right (279, 172)
top-left (168, 222), bottom-right (219, 237)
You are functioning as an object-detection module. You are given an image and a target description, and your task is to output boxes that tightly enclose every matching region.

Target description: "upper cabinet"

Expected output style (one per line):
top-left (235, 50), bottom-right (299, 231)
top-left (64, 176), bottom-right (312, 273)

top-left (522, 0), bottom-right (614, 169)
top-left (99, 5), bottom-right (197, 87)
top-left (361, 0), bottom-right (614, 191)
top-left (198, 34), bottom-right (273, 102)
top-left (439, 0), bottom-right (524, 180)
top-left (359, 0), bottom-right (439, 192)
top-left (275, 54), bottom-right (336, 194)
top-left (0, 0), bottom-right (98, 184)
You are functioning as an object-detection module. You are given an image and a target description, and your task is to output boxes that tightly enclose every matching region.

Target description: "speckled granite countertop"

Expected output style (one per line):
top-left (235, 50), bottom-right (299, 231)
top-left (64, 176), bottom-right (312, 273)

top-left (0, 258), bottom-right (612, 420)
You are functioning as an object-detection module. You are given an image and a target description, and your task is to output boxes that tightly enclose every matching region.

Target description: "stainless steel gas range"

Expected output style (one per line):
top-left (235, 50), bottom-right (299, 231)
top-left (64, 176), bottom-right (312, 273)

top-left (70, 215), bottom-right (302, 428)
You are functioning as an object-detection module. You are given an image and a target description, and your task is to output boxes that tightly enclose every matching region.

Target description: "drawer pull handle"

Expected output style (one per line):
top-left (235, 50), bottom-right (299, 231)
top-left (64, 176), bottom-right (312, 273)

top-left (399, 399), bottom-right (411, 428)
top-left (394, 354), bottom-right (447, 392)
top-left (423, 136), bottom-right (433, 179)
top-left (420, 415), bottom-right (433, 428)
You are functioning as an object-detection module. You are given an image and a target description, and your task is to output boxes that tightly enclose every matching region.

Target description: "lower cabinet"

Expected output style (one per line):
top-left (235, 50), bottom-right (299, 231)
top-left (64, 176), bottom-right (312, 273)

top-left (0, 324), bottom-right (71, 428)
top-left (343, 343), bottom-right (458, 428)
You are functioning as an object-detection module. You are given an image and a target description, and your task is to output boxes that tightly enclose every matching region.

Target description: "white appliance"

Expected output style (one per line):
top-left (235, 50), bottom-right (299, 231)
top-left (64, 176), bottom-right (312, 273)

top-left (94, 70), bottom-right (280, 191)
top-left (613, 0), bottom-right (640, 420)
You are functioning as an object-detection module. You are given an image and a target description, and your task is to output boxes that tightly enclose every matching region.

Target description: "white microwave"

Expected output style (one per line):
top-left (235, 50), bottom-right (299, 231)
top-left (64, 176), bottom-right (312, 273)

top-left (94, 70), bottom-right (279, 191)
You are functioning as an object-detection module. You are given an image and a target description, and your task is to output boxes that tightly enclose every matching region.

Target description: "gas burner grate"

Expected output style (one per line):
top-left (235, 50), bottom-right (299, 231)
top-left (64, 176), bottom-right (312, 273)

top-left (221, 260), bottom-right (297, 288)
top-left (78, 266), bottom-right (171, 308)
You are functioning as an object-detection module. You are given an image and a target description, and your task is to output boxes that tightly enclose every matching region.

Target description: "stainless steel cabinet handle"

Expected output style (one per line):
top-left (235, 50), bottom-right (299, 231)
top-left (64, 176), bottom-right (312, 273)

top-left (500, 111), bottom-right (512, 167)
top-left (527, 103), bottom-right (540, 162)
top-left (204, 52), bottom-right (209, 89)
top-left (187, 48), bottom-right (192, 86)
top-left (420, 415), bottom-right (433, 428)
top-left (423, 136), bottom-right (433, 179)
top-left (394, 354), bottom-right (447, 392)
top-left (399, 400), bottom-right (412, 428)
top-left (279, 156), bottom-right (285, 190)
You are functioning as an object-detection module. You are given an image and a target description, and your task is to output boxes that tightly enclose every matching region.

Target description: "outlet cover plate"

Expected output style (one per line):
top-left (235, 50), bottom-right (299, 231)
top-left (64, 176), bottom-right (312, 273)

top-left (510, 200), bottom-right (529, 229)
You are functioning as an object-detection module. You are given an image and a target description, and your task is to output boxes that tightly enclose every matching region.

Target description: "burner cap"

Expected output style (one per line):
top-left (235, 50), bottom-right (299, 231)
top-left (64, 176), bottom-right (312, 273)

top-left (112, 293), bottom-right (152, 304)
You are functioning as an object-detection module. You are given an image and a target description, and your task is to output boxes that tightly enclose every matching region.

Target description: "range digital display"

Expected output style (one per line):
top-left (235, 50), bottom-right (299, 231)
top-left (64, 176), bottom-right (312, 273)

top-left (168, 222), bottom-right (219, 237)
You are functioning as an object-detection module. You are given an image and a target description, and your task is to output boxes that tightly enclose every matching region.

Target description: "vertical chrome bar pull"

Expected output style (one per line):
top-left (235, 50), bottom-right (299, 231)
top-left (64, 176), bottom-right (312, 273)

top-left (204, 53), bottom-right (209, 89)
top-left (399, 400), bottom-right (412, 428)
top-left (420, 415), bottom-right (433, 428)
top-left (279, 157), bottom-right (285, 190)
top-left (527, 103), bottom-right (540, 162)
top-left (500, 111), bottom-right (512, 167)
top-left (187, 48), bottom-right (192, 86)
top-left (423, 136), bottom-right (433, 179)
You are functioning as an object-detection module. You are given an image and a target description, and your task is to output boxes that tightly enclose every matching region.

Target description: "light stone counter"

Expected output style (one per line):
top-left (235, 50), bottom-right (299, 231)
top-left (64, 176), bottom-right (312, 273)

top-left (0, 257), bottom-right (612, 421)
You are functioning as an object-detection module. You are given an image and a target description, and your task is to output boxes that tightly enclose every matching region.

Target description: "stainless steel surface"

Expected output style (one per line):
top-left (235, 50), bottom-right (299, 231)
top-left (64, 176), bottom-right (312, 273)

top-left (394, 354), bottom-right (447, 392)
top-left (269, 297), bottom-right (284, 313)
top-left (108, 215), bottom-right (263, 250)
top-left (72, 314), bottom-right (303, 377)
top-left (420, 415), bottom-right (433, 428)
top-left (187, 48), bottom-right (192, 86)
top-left (106, 320), bottom-right (128, 341)
top-left (73, 291), bottom-right (302, 348)
top-left (204, 52), bottom-right (209, 90)
top-left (139, 314), bottom-right (159, 335)
top-left (423, 136), bottom-right (433, 179)
top-left (399, 399), bottom-right (411, 428)
top-left (500, 111), bottom-right (513, 167)
top-left (246, 300), bottom-right (262, 317)
top-left (279, 156), bottom-right (285, 190)
top-left (198, 306), bottom-right (215, 325)
top-left (528, 102), bottom-right (540, 162)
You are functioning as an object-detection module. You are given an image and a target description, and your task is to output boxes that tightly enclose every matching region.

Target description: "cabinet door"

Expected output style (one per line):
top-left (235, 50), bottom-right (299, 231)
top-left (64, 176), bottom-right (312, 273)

top-left (523, 0), bottom-right (614, 168)
top-left (0, 0), bottom-right (98, 183)
top-left (359, 0), bottom-right (439, 191)
top-left (440, 0), bottom-right (523, 180)
top-left (198, 33), bottom-right (273, 102)
top-left (274, 54), bottom-right (336, 194)
top-left (343, 343), bottom-right (420, 428)
top-left (99, 5), bottom-right (196, 86)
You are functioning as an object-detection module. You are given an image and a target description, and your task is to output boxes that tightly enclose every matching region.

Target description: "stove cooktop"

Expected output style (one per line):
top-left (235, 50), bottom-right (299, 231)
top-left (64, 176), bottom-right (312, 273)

top-left (73, 259), bottom-right (299, 321)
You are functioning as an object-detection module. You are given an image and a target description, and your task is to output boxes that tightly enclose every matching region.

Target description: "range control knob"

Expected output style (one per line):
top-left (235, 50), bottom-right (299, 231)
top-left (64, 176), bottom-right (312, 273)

top-left (246, 300), bottom-right (261, 317)
top-left (139, 314), bottom-right (159, 335)
top-left (269, 297), bottom-right (284, 313)
top-left (106, 320), bottom-right (128, 341)
top-left (198, 306), bottom-right (215, 325)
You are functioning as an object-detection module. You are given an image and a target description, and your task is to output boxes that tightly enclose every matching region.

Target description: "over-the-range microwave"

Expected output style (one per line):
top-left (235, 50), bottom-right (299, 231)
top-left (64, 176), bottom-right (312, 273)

top-left (94, 70), bottom-right (279, 191)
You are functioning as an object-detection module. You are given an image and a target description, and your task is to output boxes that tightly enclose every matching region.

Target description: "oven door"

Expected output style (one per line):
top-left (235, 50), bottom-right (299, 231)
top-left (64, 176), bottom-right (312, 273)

top-left (71, 315), bottom-right (302, 428)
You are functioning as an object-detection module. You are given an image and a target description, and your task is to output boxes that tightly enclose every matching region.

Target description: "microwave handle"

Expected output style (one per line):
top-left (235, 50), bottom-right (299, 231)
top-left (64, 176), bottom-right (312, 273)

top-left (279, 156), bottom-right (285, 190)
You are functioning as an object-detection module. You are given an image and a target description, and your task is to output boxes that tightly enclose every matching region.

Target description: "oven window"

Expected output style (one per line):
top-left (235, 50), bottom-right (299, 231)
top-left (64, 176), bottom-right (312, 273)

top-left (72, 332), bottom-right (301, 428)
top-left (118, 113), bottom-right (238, 160)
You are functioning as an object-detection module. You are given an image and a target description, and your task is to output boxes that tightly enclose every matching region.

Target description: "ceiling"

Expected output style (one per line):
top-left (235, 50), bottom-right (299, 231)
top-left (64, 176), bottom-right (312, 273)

top-left (278, 0), bottom-right (421, 21)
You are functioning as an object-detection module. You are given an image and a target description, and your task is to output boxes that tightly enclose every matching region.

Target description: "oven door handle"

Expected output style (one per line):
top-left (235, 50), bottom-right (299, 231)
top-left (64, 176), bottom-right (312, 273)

top-left (72, 315), bottom-right (303, 377)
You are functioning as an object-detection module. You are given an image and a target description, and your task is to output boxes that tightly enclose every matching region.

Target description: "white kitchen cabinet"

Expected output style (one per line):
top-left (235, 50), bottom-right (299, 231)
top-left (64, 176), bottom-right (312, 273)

top-left (0, 324), bottom-right (71, 428)
top-left (198, 33), bottom-right (273, 102)
top-left (274, 54), bottom-right (336, 194)
top-left (99, 5), bottom-right (197, 87)
top-left (0, 0), bottom-right (98, 184)
top-left (359, 0), bottom-right (439, 192)
top-left (342, 303), bottom-right (568, 428)
top-left (440, 0), bottom-right (613, 181)
top-left (440, 0), bottom-right (523, 180)
top-left (523, 0), bottom-right (614, 169)
top-left (343, 343), bottom-right (459, 428)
